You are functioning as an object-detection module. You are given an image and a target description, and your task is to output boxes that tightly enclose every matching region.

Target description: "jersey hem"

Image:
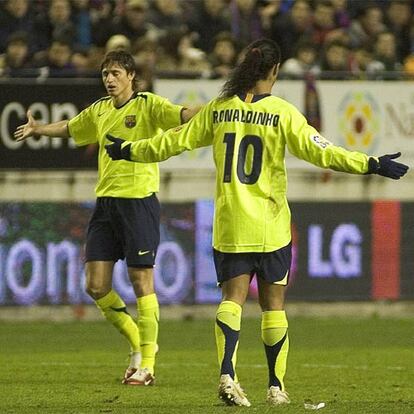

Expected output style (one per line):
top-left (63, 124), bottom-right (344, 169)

top-left (213, 240), bottom-right (291, 253)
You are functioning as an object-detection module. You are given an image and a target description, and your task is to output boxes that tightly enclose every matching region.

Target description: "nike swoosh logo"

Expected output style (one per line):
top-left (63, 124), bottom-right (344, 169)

top-left (138, 250), bottom-right (150, 255)
top-left (144, 379), bottom-right (152, 385)
top-left (98, 112), bottom-right (105, 116)
top-left (109, 306), bottom-right (129, 314)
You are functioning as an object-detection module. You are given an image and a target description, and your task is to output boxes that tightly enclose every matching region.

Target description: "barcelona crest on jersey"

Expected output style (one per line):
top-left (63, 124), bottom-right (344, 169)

top-left (125, 115), bottom-right (136, 128)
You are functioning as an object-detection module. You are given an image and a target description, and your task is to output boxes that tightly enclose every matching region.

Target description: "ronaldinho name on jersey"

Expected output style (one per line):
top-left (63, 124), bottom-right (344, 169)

top-left (212, 109), bottom-right (280, 127)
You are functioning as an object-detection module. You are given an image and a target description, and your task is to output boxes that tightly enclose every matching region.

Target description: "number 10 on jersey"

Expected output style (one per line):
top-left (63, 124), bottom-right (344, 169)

top-left (223, 133), bottom-right (263, 185)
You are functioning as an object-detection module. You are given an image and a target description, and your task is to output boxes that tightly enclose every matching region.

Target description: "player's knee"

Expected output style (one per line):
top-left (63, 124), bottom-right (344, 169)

top-left (131, 281), bottom-right (154, 297)
top-left (129, 268), bottom-right (154, 297)
top-left (85, 283), bottom-right (110, 300)
top-left (259, 295), bottom-right (285, 311)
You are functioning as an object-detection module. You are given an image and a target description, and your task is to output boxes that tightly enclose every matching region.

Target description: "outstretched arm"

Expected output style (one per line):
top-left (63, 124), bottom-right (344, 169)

top-left (14, 110), bottom-right (70, 141)
top-left (106, 103), bottom-right (213, 163)
top-left (284, 107), bottom-right (409, 179)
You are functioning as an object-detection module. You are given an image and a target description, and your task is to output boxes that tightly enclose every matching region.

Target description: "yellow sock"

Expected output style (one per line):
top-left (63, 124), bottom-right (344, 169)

top-left (215, 300), bottom-right (242, 381)
top-left (137, 293), bottom-right (159, 374)
top-left (95, 290), bottom-right (140, 353)
top-left (261, 310), bottom-right (289, 390)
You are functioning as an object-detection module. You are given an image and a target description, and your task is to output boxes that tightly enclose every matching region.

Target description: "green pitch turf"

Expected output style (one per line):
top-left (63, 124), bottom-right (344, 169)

top-left (0, 315), bottom-right (412, 413)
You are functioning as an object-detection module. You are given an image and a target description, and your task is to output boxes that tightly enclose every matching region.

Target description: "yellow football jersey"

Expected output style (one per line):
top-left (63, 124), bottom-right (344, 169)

top-left (68, 92), bottom-right (182, 198)
top-left (127, 93), bottom-right (370, 253)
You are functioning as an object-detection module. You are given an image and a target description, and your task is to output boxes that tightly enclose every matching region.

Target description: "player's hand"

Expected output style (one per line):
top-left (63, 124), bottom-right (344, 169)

top-left (368, 152), bottom-right (409, 179)
top-left (105, 134), bottom-right (131, 161)
top-left (14, 110), bottom-right (38, 142)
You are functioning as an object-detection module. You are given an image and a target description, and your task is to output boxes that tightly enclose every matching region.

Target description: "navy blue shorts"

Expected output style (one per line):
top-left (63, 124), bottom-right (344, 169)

top-left (213, 242), bottom-right (292, 286)
top-left (85, 195), bottom-right (160, 268)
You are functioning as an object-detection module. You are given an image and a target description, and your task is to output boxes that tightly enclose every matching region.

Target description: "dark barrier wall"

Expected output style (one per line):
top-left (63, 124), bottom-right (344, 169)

top-left (0, 201), bottom-right (412, 305)
top-left (0, 80), bottom-right (102, 169)
top-left (401, 203), bottom-right (414, 299)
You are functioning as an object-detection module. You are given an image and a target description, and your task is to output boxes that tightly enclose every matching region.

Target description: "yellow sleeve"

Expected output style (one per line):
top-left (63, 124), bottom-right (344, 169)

top-left (127, 102), bottom-right (214, 162)
top-left (148, 93), bottom-right (183, 130)
top-left (283, 104), bottom-right (370, 174)
top-left (67, 105), bottom-right (97, 146)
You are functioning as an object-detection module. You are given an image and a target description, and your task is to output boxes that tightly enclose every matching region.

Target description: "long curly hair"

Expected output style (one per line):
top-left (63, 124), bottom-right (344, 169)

top-left (219, 38), bottom-right (281, 100)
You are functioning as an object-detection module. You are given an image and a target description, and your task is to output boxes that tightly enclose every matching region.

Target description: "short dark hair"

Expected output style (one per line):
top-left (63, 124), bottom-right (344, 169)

top-left (101, 50), bottom-right (138, 90)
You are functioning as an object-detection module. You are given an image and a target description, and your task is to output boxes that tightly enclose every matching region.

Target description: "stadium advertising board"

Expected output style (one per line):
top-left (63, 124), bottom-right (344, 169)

top-left (0, 201), bottom-right (411, 306)
top-left (0, 202), bottom-right (196, 305)
top-left (318, 81), bottom-right (414, 168)
top-left (288, 202), bottom-right (372, 300)
top-left (0, 80), bottom-right (102, 169)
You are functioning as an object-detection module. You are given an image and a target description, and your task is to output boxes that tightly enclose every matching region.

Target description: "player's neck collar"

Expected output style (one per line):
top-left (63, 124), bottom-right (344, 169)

top-left (237, 93), bottom-right (271, 103)
top-left (113, 92), bottom-right (137, 109)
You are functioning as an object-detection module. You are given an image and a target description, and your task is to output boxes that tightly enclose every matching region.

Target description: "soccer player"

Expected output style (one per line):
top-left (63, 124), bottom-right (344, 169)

top-left (104, 39), bottom-right (409, 405)
top-left (14, 50), bottom-right (200, 386)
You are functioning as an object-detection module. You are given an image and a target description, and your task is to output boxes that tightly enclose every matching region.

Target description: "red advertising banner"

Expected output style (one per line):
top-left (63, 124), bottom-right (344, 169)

top-left (371, 202), bottom-right (401, 300)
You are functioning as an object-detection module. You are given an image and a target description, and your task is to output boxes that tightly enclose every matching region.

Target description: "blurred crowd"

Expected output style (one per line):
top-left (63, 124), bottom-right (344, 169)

top-left (1, 0), bottom-right (414, 87)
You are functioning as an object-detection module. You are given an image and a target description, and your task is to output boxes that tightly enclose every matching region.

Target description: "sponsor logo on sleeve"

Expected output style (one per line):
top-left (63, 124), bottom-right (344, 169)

top-left (311, 134), bottom-right (332, 149)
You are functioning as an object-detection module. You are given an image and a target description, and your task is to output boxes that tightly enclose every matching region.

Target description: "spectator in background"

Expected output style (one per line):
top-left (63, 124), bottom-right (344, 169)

top-left (331, 0), bottom-right (351, 28)
top-left (403, 53), bottom-right (414, 79)
top-left (230, 0), bottom-right (264, 47)
top-left (258, 0), bottom-right (283, 36)
top-left (348, 3), bottom-right (386, 50)
top-left (311, 0), bottom-right (339, 48)
top-left (384, 0), bottom-right (412, 63)
top-left (0, 31), bottom-right (31, 77)
top-left (33, 0), bottom-right (76, 53)
top-left (320, 39), bottom-right (351, 78)
top-left (71, 0), bottom-right (93, 52)
top-left (90, 0), bottom-right (116, 48)
top-left (176, 30), bottom-right (211, 75)
top-left (350, 46), bottom-right (376, 78)
top-left (0, 0), bottom-right (33, 53)
top-left (33, 38), bottom-right (77, 77)
top-left (106, 34), bottom-right (132, 54)
top-left (148, 0), bottom-right (186, 38)
top-left (208, 32), bottom-right (238, 78)
top-left (71, 47), bottom-right (103, 77)
top-left (157, 28), bottom-right (211, 76)
top-left (156, 29), bottom-right (181, 73)
top-left (367, 30), bottom-right (402, 78)
top-left (187, 0), bottom-right (231, 53)
top-left (280, 39), bottom-right (321, 78)
top-left (110, 0), bottom-right (156, 46)
top-left (270, 0), bottom-right (312, 61)
top-left (133, 37), bottom-right (159, 91)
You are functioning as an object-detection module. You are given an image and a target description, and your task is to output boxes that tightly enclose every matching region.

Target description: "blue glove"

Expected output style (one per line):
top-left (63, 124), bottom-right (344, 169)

top-left (368, 152), bottom-right (409, 179)
top-left (105, 134), bottom-right (131, 161)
